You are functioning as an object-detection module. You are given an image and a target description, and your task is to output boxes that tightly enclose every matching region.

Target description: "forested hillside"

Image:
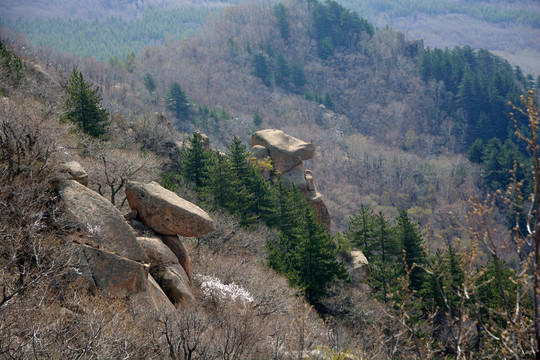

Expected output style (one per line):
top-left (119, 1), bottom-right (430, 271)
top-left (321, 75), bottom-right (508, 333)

top-left (9, 0), bottom-right (533, 238)
top-left (1, 0), bottom-right (539, 74)
top-left (3, 0), bottom-right (540, 357)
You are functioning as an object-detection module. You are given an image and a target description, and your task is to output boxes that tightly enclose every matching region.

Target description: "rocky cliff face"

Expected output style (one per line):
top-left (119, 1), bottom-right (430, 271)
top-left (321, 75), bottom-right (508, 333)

top-left (57, 163), bottom-right (215, 311)
top-left (251, 129), bottom-right (331, 230)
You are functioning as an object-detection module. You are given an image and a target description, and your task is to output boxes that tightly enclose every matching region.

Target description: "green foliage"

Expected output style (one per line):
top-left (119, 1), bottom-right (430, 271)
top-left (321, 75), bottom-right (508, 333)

top-left (290, 62), bottom-right (307, 90)
top-left (251, 52), bottom-right (271, 86)
top-left (0, 40), bottom-right (25, 91)
top-left (180, 132), bottom-right (211, 188)
top-left (346, 206), bottom-right (400, 302)
top-left (273, 52), bottom-right (290, 88)
top-left (422, 246), bottom-right (464, 311)
top-left (267, 183), bottom-right (347, 302)
top-left (123, 50), bottom-right (138, 73)
top-left (10, 7), bottom-right (212, 61)
top-left (143, 73), bottom-right (156, 94)
top-left (253, 111), bottom-right (263, 127)
top-left (419, 46), bottom-right (524, 147)
top-left (273, 3), bottom-right (291, 40)
top-left (309, 0), bottom-right (374, 59)
top-left (323, 92), bottom-right (335, 110)
top-left (395, 210), bottom-right (426, 292)
top-left (63, 68), bottom-right (109, 138)
top-left (166, 82), bottom-right (190, 120)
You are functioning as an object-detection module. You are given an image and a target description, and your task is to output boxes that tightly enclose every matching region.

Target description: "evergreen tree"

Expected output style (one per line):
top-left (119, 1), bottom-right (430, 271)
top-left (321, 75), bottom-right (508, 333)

top-left (253, 111), bottom-right (263, 127)
top-left (251, 52), bottom-right (271, 86)
top-left (205, 152), bottom-right (235, 209)
top-left (273, 3), bottom-right (290, 40)
top-left (346, 204), bottom-right (374, 255)
top-left (123, 50), bottom-right (137, 73)
top-left (274, 52), bottom-right (290, 88)
top-left (295, 207), bottom-right (348, 302)
top-left (290, 62), bottom-right (307, 90)
top-left (180, 132), bottom-right (210, 188)
top-left (63, 68), bottom-right (109, 138)
top-left (143, 72), bottom-right (156, 94)
top-left (396, 210), bottom-right (426, 292)
top-left (166, 82), bottom-right (189, 120)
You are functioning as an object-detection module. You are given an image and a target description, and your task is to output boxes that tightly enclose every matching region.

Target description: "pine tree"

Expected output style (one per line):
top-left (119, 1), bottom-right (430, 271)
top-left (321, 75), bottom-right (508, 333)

top-left (295, 207), bottom-right (348, 302)
top-left (251, 53), bottom-right (271, 86)
top-left (205, 153), bottom-right (235, 209)
top-left (346, 204), bottom-right (375, 255)
top-left (273, 3), bottom-right (290, 40)
top-left (166, 82), bottom-right (189, 120)
top-left (143, 72), bottom-right (156, 94)
top-left (180, 132), bottom-right (210, 188)
top-left (274, 52), bottom-right (290, 88)
top-left (396, 210), bottom-right (426, 292)
top-left (63, 68), bottom-right (109, 138)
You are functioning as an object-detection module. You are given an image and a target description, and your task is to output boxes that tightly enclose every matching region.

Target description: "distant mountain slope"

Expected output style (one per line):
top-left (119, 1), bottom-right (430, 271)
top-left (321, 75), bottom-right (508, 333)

top-left (1, 0), bottom-right (539, 74)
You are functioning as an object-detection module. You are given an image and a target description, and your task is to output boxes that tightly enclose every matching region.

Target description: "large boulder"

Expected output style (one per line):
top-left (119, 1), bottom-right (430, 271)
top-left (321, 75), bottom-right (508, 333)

top-left (152, 264), bottom-right (194, 304)
top-left (137, 235), bottom-right (194, 303)
top-left (60, 161), bottom-right (89, 187)
top-left (125, 181), bottom-right (215, 237)
top-left (58, 180), bottom-right (148, 263)
top-left (130, 274), bottom-right (176, 315)
top-left (281, 164), bottom-right (308, 192)
top-left (160, 235), bottom-right (193, 285)
top-left (252, 129), bottom-right (315, 173)
top-left (137, 236), bottom-right (179, 266)
top-left (80, 245), bottom-right (149, 297)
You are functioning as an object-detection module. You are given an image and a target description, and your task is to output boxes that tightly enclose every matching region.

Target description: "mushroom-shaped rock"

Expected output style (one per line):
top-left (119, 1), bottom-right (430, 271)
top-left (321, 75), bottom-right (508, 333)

top-left (125, 181), bottom-right (215, 237)
top-left (58, 180), bottom-right (148, 262)
top-left (60, 161), bottom-right (89, 186)
top-left (80, 245), bottom-right (149, 297)
top-left (252, 129), bottom-right (315, 173)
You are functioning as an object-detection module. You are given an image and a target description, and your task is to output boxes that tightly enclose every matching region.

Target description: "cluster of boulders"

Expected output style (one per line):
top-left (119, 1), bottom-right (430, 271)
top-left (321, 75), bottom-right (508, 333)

top-left (56, 164), bottom-right (215, 314)
top-left (250, 129), bottom-right (331, 230)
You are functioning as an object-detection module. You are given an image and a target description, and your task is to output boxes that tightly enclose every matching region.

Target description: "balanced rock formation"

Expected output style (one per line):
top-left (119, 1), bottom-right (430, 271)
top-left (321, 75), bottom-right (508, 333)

top-left (251, 129), bottom-right (331, 230)
top-left (125, 181), bottom-right (215, 237)
top-left (58, 180), bottom-right (148, 263)
top-left (252, 129), bottom-right (315, 173)
top-left (126, 181), bottom-right (215, 304)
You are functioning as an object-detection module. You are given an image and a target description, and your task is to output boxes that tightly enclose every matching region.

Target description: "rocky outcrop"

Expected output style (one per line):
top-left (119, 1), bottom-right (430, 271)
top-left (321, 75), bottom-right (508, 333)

top-left (60, 161), bottom-right (89, 186)
top-left (125, 181), bottom-right (215, 237)
top-left (160, 235), bottom-right (193, 285)
top-left (252, 129), bottom-right (315, 173)
top-left (251, 129), bottom-right (331, 230)
top-left (349, 250), bottom-right (369, 283)
top-left (126, 181), bottom-right (215, 304)
top-left (137, 236), bottom-right (194, 303)
top-left (58, 180), bottom-right (148, 263)
top-left (130, 275), bottom-right (176, 315)
top-left (80, 245), bottom-right (149, 297)
top-left (57, 165), bottom-right (216, 310)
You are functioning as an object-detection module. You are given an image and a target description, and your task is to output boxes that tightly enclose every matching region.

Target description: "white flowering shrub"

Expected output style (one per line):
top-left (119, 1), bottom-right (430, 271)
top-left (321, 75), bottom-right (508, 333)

top-left (196, 274), bottom-right (254, 304)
